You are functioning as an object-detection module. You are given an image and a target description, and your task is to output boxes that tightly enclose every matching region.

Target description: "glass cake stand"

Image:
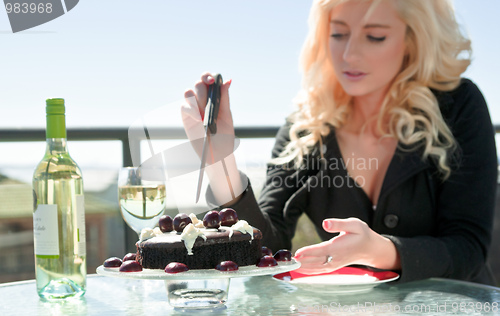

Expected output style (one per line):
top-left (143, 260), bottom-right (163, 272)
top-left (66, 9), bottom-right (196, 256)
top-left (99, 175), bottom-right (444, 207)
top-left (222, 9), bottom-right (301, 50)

top-left (96, 260), bottom-right (300, 309)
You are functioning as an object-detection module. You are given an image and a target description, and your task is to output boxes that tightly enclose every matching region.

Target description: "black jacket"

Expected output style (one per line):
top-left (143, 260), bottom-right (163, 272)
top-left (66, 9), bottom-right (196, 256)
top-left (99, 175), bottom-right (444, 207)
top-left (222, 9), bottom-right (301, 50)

top-left (209, 79), bottom-right (497, 285)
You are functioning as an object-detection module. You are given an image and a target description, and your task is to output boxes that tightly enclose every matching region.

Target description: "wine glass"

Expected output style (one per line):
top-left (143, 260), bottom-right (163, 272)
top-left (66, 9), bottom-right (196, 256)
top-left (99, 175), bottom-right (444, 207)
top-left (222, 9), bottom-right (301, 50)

top-left (117, 167), bottom-right (167, 237)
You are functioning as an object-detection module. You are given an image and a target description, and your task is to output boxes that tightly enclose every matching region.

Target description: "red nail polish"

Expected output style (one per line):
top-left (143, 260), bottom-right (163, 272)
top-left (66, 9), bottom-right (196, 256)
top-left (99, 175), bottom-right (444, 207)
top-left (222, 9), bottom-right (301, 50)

top-left (323, 221), bottom-right (330, 230)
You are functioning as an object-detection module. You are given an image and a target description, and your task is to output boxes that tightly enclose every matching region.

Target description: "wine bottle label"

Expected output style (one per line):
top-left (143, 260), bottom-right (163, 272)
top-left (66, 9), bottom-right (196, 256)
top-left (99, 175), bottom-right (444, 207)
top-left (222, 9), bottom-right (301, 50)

top-left (33, 204), bottom-right (60, 258)
top-left (75, 195), bottom-right (86, 256)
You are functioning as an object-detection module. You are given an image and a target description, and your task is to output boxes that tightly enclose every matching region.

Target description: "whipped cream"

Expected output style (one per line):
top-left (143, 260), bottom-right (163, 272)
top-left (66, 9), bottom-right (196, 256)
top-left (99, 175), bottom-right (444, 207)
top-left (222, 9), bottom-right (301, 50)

top-left (189, 213), bottom-right (205, 228)
top-left (139, 228), bottom-right (155, 241)
top-left (229, 220), bottom-right (254, 242)
top-left (139, 227), bottom-right (164, 241)
top-left (181, 223), bottom-right (207, 255)
top-left (153, 227), bottom-right (162, 236)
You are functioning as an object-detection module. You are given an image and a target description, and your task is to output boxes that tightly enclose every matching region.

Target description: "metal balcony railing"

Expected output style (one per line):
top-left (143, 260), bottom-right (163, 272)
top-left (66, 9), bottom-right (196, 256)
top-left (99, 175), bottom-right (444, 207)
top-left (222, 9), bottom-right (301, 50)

top-left (0, 126), bottom-right (281, 167)
top-left (2, 124), bottom-right (498, 165)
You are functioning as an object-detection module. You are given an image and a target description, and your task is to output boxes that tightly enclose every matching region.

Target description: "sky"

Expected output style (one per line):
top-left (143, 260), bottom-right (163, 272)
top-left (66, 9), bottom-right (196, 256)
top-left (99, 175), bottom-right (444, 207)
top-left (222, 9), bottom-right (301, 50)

top-left (0, 1), bottom-right (310, 128)
top-left (0, 0), bottom-right (499, 191)
top-left (0, 0), bottom-right (499, 130)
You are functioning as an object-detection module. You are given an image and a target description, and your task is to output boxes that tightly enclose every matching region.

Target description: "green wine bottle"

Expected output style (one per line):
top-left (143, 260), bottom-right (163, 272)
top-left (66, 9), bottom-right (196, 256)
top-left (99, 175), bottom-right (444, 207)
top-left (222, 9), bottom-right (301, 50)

top-left (32, 98), bottom-right (86, 300)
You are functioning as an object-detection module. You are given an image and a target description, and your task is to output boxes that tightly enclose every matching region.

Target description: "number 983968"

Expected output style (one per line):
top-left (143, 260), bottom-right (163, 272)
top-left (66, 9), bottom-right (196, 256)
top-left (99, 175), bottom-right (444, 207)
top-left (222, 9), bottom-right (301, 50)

top-left (5, 2), bottom-right (53, 14)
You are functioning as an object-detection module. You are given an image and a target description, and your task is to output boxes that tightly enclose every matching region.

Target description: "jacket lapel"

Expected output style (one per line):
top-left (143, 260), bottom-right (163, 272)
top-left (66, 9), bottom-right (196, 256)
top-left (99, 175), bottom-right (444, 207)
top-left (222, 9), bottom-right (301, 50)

top-left (378, 145), bottom-right (431, 201)
top-left (323, 126), bottom-right (432, 205)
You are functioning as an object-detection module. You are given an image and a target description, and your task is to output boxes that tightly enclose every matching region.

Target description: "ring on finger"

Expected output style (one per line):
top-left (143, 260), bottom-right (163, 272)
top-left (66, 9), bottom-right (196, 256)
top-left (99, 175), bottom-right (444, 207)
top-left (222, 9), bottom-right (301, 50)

top-left (324, 255), bottom-right (333, 264)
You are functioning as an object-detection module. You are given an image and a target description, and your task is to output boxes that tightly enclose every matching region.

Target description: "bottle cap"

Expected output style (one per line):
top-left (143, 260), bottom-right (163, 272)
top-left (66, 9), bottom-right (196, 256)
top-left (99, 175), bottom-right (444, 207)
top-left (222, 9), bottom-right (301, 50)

top-left (45, 98), bottom-right (66, 138)
top-left (46, 98), bottom-right (65, 115)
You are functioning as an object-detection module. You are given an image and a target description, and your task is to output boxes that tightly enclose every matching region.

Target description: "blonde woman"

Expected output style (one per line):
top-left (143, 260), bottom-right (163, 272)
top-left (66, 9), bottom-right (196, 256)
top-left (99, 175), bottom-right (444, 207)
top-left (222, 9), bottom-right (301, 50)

top-left (182, 0), bottom-right (497, 284)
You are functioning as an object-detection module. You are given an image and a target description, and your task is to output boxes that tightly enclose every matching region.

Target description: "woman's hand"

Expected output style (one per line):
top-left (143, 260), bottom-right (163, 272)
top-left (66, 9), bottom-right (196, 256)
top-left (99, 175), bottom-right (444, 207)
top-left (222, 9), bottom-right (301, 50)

top-left (181, 72), bottom-right (234, 161)
top-left (181, 72), bottom-right (244, 206)
top-left (294, 218), bottom-right (400, 274)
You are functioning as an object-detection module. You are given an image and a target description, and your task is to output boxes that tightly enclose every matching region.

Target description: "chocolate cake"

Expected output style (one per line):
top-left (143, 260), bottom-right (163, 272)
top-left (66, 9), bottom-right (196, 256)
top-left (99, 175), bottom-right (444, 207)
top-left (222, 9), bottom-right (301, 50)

top-left (136, 224), bottom-right (263, 270)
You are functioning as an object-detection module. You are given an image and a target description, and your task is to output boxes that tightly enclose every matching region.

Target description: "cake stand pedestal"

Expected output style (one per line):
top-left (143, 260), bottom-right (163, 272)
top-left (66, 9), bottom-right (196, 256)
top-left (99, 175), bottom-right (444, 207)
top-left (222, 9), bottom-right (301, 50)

top-left (96, 260), bottom-right (300, 309)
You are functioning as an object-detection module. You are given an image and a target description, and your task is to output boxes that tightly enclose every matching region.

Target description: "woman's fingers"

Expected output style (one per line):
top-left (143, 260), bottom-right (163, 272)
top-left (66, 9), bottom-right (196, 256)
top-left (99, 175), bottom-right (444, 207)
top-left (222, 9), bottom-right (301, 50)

top-left (182, 90), bottom-right (201, 120)
top-left (219, 79), bottom-right (232, 115)
top-left (294, 218), bottom-right (398, 273)
top-left (191, 73), bottom-right (230, 120)
top-left (181, 89), bottom-right (206, 151)
top-left (322, 217), bottom-right (367, 234)
top-left (294, 240), bottom-right (331, 258)
top-left (183, 72), bottom-right (216, 121)
top-left (201, 72), bottom-right (215, 85)
top-left (182, 72), bottom-right (234, 139)
top-left (193, 80), bottom-right (208, 118)
top-left (294, 254), bottom-right (329, 265)
top-left (294, 218), bottom-right (372, 274)
top-left (294, 253), bottom-right (343, 275)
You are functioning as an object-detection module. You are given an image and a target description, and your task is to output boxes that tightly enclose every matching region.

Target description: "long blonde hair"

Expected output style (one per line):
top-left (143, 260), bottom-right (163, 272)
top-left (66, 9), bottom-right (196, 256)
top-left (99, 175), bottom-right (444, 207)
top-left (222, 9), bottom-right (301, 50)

top-left (273, 0), bottom-right (471, 178)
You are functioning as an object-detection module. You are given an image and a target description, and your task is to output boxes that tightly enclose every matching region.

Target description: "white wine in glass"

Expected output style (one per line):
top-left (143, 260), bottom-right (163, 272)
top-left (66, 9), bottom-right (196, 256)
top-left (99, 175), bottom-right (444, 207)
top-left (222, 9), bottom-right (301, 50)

top-left (118, 167), bottom-right (166, 237)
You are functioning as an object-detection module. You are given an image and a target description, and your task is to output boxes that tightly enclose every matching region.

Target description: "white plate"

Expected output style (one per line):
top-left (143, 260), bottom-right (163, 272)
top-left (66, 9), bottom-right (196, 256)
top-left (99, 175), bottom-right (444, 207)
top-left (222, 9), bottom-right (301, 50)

top-left (273, 266), bottom-right (399, 293)
top-left (96, 259), bottom-right (300, 280)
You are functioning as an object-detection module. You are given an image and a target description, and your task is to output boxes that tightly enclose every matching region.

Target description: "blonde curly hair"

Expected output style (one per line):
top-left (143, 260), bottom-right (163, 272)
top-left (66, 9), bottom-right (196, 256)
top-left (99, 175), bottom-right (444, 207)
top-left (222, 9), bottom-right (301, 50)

top-left (273, 0), bottom-right (471, 178)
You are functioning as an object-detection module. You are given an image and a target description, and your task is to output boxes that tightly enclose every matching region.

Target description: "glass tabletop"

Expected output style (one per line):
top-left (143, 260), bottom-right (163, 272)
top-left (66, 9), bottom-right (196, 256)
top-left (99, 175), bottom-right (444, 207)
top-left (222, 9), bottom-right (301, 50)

top-left (0, 274), bottom-right (499, 315)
